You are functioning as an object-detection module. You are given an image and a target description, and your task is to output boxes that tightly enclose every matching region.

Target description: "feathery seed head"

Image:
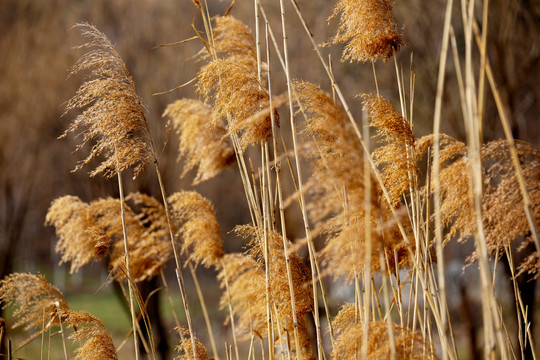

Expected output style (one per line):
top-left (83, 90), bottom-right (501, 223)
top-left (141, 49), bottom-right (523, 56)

top-left (363, 94), bottom-right (418, 206)
top-left (330, 0), bottom-right (404, 62)
top-left (198, 16), bottom-right (276, 151)
top-left (89, 196), bottom-right (172, 282)
top-left (168, 191), bottom-right (224, 268)
top-left (174, 326), bottom-right (210, 360)
top-left (163, 98), bottom-right (235, 185)
top-left (63, 310), bottom-right (118, 360)
top-left (332, 304), bottom-right (438, 359)
top-left (63, 23), bottom-right (154, 179)
top-left (0, 273), bottom-right (69, 332)
top-left (46, 195), bottom-right (111, 273)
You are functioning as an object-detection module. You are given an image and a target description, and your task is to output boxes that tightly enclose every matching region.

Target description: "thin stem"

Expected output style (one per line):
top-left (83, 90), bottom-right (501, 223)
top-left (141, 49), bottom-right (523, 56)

top-left (189, 263), bottom-right (220, 360)
top-left (116, 170), bottom-right (141, 360)
top-left (154, 165), bottom-right (198, 360)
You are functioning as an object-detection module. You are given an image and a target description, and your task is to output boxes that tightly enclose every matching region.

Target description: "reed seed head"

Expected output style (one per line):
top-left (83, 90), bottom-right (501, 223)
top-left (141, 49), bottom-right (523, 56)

top-left (63, 310), bottom-right (118, 360)
top-left (363, 94), bottom-right (418, 206)
top-left (330, 0), bottom-right (404, 62)
top-left (63, 23), bottom-right (154, 179)
top-left (0, 273), bottom-right (69, 332)
top-left (168, 191), bottom-right (224, 268)
top-left (46, 195), bottom-right (111, 273)
top-left (163, 98), bottom-right (234, 185)
top-left (198, 16), bottom-right (276, 151)
top-left (332, 305), bottom-right (438, 359)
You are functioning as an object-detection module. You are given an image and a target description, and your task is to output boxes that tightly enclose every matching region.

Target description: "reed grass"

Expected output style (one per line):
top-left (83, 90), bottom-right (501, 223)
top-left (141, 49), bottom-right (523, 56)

top-left (0, 1), bottom-right (538, 359)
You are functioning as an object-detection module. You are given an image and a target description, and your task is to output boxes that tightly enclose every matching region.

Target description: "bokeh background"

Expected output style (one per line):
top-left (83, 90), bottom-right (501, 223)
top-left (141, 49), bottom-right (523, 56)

top-left (1, 0), bottom-right (539, 358)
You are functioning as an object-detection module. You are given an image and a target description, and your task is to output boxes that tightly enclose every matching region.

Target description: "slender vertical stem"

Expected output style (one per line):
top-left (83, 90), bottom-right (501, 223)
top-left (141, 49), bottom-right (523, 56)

top-left (265, 23), bottom-right (302, 359)
top-left (189, 264), bottom-right (220, 360)
top-left (116, 170), bottom-right (141, 360)
top-left (154, 165), bottom-right (198, 360)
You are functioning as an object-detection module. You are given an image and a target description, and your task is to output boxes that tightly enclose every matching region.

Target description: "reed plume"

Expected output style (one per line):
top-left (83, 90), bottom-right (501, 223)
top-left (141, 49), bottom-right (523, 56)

top-left (295, 80), bottom-right (408, 280)
top-left (0, 273), bottom-right (69, 332)
top-left (237, 225), bottom-right (313, 324)
top-left (332, 304), bottom-right (438, 359)
top-left (63, 310), bottom-right (118, 360)
top-left (174, 326), bottom-right (210, 360)
top-left (62, 23), bottom-right (154, 178)
top-left (163, 98), bottom-right (234, 185)
top-left (46, 195), bottom-right (111, 273)
top-left (198, 16), bottom-right (276, 150)
top-left (168, 191), bottom-right (224, 268)
top-left (481, 140), bottom-right (540, 262)
top-left (329, 0), bottom-right (403, 62)
top-left (218, 253), bottom-right (267, 338)
top-left (218, 225), bottom-right (312, 354)
top-left (417, 134), bottom-right (473, 245)
top-left (363, 94), bottom-right (418, 206)
top-left (90, 196), bottom-right (172, 282)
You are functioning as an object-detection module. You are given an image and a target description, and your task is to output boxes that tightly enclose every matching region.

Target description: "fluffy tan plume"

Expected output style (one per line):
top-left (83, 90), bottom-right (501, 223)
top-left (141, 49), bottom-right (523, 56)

top-left (332, 303), bottom-right (438, 359)
top-left (174, 326), bottom-right (210, 360)
top-left (63, 310), bottom-right (118, 360)
top-left (163, 98), bottom-right (234, 185)
top-left (329, 0), bottom-right (403, 62)
top-left (0, 273), bottom-right (69, 332)
top-left (46, 195), bottom-right (111, 273)
top-left (63, 23), bottom-right (155, 178)
top-left (295, 80), bottom-right (410, 280)
top-left (168, 191), bottom-right (224, 268)
top-left (198, 16), bottom-right (276, 151)
top-left (363, 94), bottom-right (418, 206)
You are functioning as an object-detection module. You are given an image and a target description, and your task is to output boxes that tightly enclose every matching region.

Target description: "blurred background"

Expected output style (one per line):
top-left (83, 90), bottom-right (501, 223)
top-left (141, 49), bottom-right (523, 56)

top-left (0, 0), bottom-right (539, 358)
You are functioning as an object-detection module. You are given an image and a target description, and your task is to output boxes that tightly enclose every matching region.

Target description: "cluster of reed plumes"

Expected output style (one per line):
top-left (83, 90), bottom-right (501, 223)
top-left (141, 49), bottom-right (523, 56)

top-left (1, 0), bottom-right (538, 359)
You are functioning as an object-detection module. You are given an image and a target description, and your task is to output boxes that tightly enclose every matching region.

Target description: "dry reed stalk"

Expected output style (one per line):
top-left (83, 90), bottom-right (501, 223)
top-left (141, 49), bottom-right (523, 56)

top-left (329, 0), bottom-right (403, 63)
top-left (168, 190), bottom-right (225, 359)
top-left (64, 23), bottom-right (160, 359)
top-left (163, 98), bottom-right (235, 185)
top-left (264, 31), bottom-right (305, 358)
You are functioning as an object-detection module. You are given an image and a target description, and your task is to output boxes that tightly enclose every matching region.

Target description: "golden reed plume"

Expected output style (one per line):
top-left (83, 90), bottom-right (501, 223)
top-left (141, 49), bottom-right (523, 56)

top-left (168, 191), bottom-right (225, 268)
top-left (329, 0), bottom-right (403, 62)
top-left (163, 98), bottom-right (234, 185)
top-left (363, 94), bottom-right (418, 207)
top-left (198, 16), bottom-right (276, 150)
top-left (63, 310), bottom-right (118, 360)
top-left (332, 304), bottom-right (438, 359)
top-left (295, 81), bottom-right (410, 280)
top-left (46, 194), bottom-right (172, 283)
top-left (174, 326), bottom-right (210, 360)
top-left (63, 23), bottom-right (155, 178)
top-left (0, 273), bottom-right (117, 359)
top-left (46, 195), bottom-right (111, 273)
